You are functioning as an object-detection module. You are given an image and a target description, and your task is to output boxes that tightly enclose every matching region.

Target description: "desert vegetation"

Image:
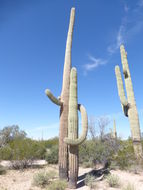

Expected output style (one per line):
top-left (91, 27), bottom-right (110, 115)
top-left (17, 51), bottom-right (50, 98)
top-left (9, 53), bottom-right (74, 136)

top-left (0, 4), bottom-right (143, 190)
top-left (0, 119), bottom-right (143, 189)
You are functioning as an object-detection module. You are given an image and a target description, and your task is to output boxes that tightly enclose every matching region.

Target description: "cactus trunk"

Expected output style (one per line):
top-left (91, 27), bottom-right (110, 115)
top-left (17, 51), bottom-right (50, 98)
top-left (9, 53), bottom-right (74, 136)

top-left (45, 8), bottom-right (75, 179)
top-left (64, 68), bottom-right (88, 188)
top-left (68, 68), bottom-right (78, 189)
top-left (115, 45), bottom-right (142, 159)
top-left (58, 7), bottom-right (75, 179)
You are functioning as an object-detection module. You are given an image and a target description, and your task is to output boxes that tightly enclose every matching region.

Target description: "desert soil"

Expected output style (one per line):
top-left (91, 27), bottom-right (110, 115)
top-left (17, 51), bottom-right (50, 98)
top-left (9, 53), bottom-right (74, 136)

top-left (0, 161), bottom-right (143, 190)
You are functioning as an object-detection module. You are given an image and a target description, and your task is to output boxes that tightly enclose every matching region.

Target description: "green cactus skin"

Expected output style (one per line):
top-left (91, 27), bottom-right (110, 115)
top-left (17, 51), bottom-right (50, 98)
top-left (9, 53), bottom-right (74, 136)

top-left (45, 8), bottom-right (75, 179)
top-left (64, 67), bottom-right (88, 189)
top-left (115, 45), bottom-right (143, 159)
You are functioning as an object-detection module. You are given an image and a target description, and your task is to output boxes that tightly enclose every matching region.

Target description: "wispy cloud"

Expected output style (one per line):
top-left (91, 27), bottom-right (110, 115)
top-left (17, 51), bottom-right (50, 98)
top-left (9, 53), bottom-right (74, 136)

top-left (107, 0), bottom-right (143, 55)
top-left (138, 0), bottom-right (143, 7)
top-left (124, 4), bottom-right (130, 12)
top-left (83, 55), bottom-right (108, 74)
top-left (107, 23), bottom-right (125, 54)
top-left (83, 0), bottom-right (143, 75)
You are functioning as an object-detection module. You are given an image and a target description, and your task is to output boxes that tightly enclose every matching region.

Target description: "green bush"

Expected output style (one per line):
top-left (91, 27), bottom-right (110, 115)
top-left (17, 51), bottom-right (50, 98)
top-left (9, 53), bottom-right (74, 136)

top-left (0, 125), bottom-right (26, 146)
top-left (84, 174), bottom-right (96, 189)
top-left (11, 138), bottom-right (46, 160)
top-left (33, 170), bottom-right (56, 187)
top-left (43, 137), bottom-right (58, 149)
top-left (47, 180), bottom-right (67, 190)
top-left (82, 161), bottom-right (93, 168)
top-left (79, 137), bottom-right (119, 167)
top-left (0, 165), bottom-right (6, 175)
top-left (106, 174), bottom-right (120, 187)
top-left (45, 145), bottom-right (58, 164)
top-left (0, 138), bottom-right (46, 160)
top-left (0, 145), bottom-right (13, 160)
top-left (114, 140), bottom-right (135, 170)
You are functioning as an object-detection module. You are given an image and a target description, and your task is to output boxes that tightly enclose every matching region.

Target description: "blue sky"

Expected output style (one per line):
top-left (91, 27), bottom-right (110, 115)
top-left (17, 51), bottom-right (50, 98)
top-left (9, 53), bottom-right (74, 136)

top-left (0, 0), bottom-right (143, 140)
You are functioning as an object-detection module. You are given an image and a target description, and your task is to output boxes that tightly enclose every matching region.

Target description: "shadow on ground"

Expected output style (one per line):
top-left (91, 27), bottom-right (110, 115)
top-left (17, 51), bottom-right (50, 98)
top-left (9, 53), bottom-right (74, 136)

top-left (77, 166), bottom-right (110, 188)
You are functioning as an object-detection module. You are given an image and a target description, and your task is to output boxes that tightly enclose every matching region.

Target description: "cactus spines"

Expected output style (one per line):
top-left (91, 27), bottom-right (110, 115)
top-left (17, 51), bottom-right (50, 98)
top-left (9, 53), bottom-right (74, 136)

top-left (64, 68), bottom-right (88, 189)
top-left (45, 7), bottom-right (75, 179)
top-left (115, 44), bottom-right (143, 159)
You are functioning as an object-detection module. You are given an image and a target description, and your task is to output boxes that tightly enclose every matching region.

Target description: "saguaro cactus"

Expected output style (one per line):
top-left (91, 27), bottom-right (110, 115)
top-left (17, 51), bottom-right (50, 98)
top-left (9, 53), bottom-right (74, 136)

top-left (64, 68), bottom-right (88, 189)
top-left (115, 44), bottom-right (142, 159)
top-left (45, 8), bottom-right (75, 179)
top-left (113, 119), bottom-right (117, 139)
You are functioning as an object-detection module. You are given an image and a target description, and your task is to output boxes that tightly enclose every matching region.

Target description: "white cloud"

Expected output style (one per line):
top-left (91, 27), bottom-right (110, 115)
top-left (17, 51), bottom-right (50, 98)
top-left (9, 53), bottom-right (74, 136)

top-left (107, 24), bottom-right (125, 54)
top-left (138, 0), bottom-right (143, 7)
top-left (83, 55), bottom-right (108, 73)
top-left (107, 0), bottom-right (143, 55)
top-left (124, 4), bottom-right (130, 12)
top-left (83, 0), bottom-right (143, 75)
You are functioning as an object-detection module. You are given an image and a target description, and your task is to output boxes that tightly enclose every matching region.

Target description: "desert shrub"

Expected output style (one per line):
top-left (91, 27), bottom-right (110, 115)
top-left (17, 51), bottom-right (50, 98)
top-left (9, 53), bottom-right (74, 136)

top-left (114, 140), bottom-right (135, 170)
top-left (0, 125), bottom-right (26, 147)
top-left (109, 161), bottom-right (119, 170)
top-left (0, 145), bottom-right (13, 160)
top-left (79, 141), bottom-right (95, 167)
top-left (33, 170), bottom-right (56, 187)
top-left (47, 180), bottom-right (67, 190)
top-left (10, 160), bottom-right (33, 170)
top-left (84, 174), bottom-right (96, 189)
top-left (82, 161), bottom-right (93, 168)
top-left (0, 165), bottom-right (6, 175)
top-left (45, 145), bottom-right (58, 164)
top-left (127, 164), bottom-right (143, 174)
top-left (106, 174), bottom-right (120, 187)
top-left (79, 137), bottom-right (119, 168)
top-left (9, 138), bottom-right (46, 160)
top-left (43, 137), bottom-right (58, 149)
top-left (122, 183), bottom-right (136, 190)
top-left (0, 126), bottom-right (47, 160)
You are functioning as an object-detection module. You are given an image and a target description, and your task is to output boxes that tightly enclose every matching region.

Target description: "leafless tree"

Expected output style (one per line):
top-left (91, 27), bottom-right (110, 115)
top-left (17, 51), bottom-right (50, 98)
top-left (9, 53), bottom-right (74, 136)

top-left (88, 116), bottom-right (120, 166)
top-left (89, 116), bottom-right (110, 141)
top-left (98, 116), bottom-right (110, 141)
top-left (89, 116), bottom-right (96, 140)
top-left (0, 125), bottom-right (26, 147)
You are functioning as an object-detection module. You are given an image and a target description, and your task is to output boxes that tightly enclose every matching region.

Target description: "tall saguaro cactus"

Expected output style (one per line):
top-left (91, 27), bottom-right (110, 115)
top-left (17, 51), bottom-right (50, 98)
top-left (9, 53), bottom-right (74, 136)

top-left (45, 8), bottom-right (75, 179)
top-left (64, 68), bottom-right (88, 189)
top-left (115, 45), bottom-right (143, 159)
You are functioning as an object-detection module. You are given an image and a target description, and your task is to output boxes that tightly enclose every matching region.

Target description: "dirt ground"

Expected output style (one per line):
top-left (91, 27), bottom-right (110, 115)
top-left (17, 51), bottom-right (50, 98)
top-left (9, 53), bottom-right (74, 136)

top-left (0, 161), bottom-right (143, 190)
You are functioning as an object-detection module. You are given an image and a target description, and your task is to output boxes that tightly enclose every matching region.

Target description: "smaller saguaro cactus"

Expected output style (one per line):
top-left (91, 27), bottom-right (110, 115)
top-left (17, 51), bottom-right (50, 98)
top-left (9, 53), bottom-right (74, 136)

top-left (64, 67), bottom-right (88, 189)
top-left (113, 119), bottom-right (117, 139)
top-left (115, 44), bottom-right (142, 159)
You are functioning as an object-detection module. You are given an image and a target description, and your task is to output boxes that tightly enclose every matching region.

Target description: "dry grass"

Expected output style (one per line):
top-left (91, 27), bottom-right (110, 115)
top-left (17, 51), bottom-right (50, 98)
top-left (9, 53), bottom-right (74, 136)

top-left (0, 163), bottom-right (142, 190)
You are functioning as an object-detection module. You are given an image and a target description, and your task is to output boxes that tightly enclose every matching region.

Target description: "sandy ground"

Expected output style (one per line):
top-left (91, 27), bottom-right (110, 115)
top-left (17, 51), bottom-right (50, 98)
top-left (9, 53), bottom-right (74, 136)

top-left (0, 161), bottom-right (143, 190)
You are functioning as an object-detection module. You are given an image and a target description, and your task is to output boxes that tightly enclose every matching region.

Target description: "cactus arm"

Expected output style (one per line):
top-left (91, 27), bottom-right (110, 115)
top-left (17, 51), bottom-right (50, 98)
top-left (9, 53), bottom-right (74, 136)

top-left (45, 89), bottom-right (62, 106)
top-left (115, 65), bottom-right (128, 107)
top-left (120, 45), bottom-right (129, 78)
top-left (64, 104), bottom-right (88, 145)
top-left (115, 65), bottom-right (129, 116)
